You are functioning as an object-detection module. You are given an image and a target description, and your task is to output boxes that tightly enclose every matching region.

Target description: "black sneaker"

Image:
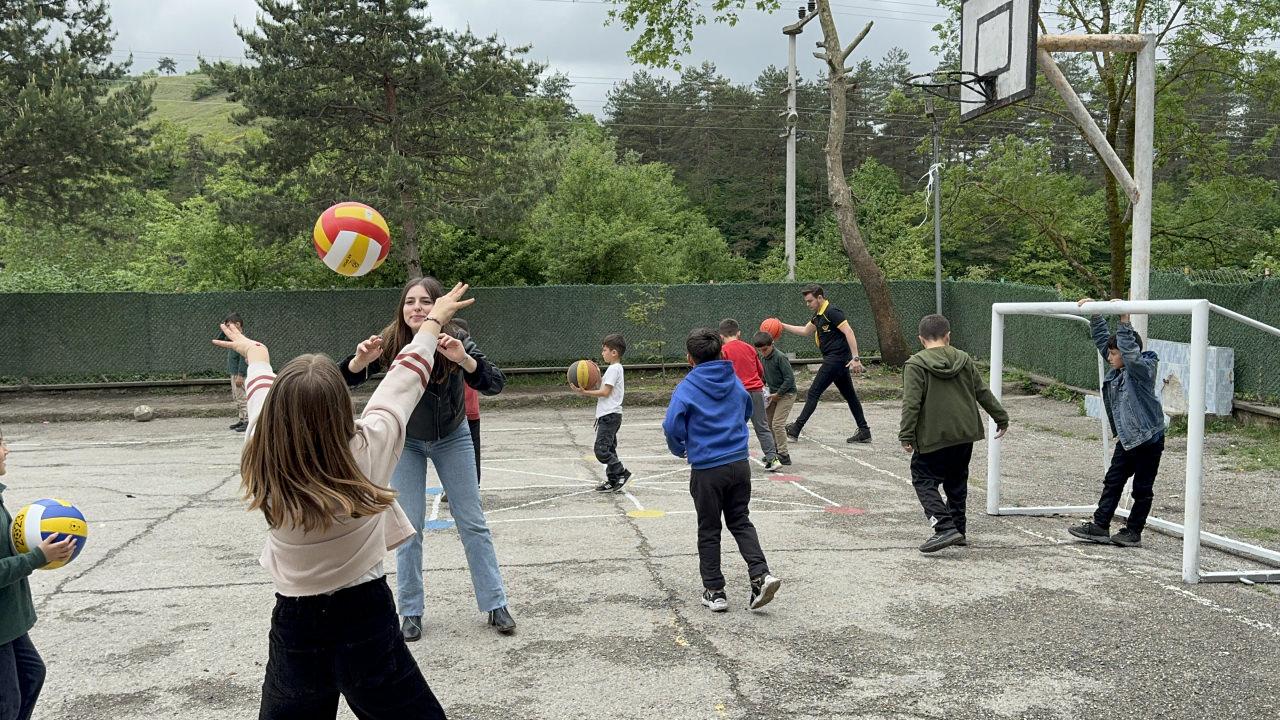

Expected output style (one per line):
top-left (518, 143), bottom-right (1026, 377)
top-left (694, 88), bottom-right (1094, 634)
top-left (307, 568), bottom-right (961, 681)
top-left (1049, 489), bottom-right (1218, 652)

top-left (778, 453), bottom-right (792, 466)
top-left (748, 573), bottom-right (782, 610)
top-left (955, 536), bottom-right (969, 547)
top-left (1112, 528), bottom-right (1143, 547)
top-left (229, 420), bottom-right (244, 430)
top-left (919, 528), bottom-right (964, 553)
top-left (613, 470), bottom-right (632, 491)
top-left (595, 478), bottom-right (618, 492)
top-left (846, 428), bottom-right (872, 444)
top-left (1068, 521), bottom-right (1113, 544)
top-left (701, 589), bottom-right (728, 612)
top-left (785, 423), bottom-right (801, 442)
top-left (401, 615), bottom-right (422, 642)
top-left (234, 422), bottom-right (248, 433)
top-left (488, 606), bottom-right (516, 634)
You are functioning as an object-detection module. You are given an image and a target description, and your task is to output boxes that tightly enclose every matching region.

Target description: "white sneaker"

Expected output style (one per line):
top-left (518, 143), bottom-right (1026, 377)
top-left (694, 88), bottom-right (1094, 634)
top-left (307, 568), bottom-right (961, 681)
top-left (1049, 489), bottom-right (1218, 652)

top-left (763, 457), bottom-right (783, 472)
top-left (748, 573), bottom-right (782, 610)
top-left (701, 589), bottom-right (728, 612)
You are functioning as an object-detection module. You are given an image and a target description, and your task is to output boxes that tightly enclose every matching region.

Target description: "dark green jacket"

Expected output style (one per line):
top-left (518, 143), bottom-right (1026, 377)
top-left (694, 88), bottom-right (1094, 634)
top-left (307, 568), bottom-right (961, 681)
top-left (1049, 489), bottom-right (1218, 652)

top-left (760, 350), bottom-right (796, 395)
top-left (1, 483), bottom-right (45, 645)
top-left (898, 346), bottom-right (1009, 454)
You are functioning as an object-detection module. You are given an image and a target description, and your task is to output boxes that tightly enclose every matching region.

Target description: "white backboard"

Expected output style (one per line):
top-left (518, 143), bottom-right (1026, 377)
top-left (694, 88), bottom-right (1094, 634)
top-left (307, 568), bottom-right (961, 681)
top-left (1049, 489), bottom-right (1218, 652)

top-left (959, 0), bottom-right (1039, 121)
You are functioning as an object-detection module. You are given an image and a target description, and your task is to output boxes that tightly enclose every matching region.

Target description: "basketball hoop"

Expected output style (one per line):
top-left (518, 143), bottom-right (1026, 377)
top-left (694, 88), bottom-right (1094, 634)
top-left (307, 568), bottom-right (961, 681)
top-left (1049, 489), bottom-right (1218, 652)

top-left (901, 71), bottom-right (997, 105)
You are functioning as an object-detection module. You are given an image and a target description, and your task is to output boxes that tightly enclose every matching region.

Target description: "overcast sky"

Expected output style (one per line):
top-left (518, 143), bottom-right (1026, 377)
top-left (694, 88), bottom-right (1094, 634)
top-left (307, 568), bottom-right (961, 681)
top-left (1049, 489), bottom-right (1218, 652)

top-left (105, 0), bottom-right (950, 115)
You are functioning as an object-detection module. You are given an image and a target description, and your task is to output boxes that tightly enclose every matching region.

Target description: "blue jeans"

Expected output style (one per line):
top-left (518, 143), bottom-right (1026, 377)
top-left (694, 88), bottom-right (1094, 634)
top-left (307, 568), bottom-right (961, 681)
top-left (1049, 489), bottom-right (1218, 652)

top-left (0, 633), bottom-right (44, 720)
top-left (392, 422), bottom-right (507, 616)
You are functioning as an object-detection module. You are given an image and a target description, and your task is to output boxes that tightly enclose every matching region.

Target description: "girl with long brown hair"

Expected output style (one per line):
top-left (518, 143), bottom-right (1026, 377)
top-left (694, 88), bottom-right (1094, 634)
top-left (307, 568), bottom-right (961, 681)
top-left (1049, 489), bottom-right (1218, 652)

top-left (342, 276), bottom-right (513, 641)
top-left (215, 282), bottom-right (474, 720)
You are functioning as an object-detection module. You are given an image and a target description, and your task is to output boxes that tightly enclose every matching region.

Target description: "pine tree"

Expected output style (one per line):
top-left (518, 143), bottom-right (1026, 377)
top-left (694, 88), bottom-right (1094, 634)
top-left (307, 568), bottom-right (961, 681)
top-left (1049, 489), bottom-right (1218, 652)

top-left (204, 0), bottom-right (549, 279)
top-left (0, 0), bottom-right (153, 209)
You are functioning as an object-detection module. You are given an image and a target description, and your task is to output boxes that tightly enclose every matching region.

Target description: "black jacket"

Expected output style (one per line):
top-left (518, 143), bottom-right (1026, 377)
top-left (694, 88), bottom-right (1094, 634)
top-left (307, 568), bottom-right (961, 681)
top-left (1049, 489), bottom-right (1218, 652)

top-left (341, 334), bottom-right (505, 442)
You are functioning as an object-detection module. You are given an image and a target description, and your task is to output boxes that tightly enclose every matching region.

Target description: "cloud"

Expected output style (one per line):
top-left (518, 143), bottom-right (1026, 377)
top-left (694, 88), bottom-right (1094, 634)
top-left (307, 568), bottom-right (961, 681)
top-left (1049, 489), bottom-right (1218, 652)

top-left (107, 0), bottom-right (945, 112)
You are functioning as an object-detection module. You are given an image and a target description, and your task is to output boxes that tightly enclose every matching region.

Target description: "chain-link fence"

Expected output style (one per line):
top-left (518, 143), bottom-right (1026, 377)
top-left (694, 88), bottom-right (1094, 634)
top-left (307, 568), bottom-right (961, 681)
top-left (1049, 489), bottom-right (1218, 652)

top-left (1, 277), bottom-right (1276, 401)
top-left (1151, 271), bottom-right (1280, 402)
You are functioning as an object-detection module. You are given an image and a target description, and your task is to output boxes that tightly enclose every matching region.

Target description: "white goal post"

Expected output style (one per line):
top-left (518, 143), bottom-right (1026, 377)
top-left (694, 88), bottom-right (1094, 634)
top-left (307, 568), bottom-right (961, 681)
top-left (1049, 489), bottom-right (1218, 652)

top-left (985, 299), bottom-right (1280, 584)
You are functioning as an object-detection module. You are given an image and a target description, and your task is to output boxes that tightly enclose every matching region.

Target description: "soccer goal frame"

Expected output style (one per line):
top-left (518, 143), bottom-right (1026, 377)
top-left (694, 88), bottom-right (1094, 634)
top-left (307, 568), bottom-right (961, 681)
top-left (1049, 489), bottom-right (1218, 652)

top-left (985, 299), bottom-right (1280, 585)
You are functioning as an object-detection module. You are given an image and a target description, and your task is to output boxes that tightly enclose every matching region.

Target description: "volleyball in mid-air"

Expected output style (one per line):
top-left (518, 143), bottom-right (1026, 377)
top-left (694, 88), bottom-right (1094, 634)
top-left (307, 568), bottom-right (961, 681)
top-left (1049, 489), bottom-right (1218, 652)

top-left (312, 201), bottom-right (392, 277)
top-left (10, 498), bottom-right (89, 570)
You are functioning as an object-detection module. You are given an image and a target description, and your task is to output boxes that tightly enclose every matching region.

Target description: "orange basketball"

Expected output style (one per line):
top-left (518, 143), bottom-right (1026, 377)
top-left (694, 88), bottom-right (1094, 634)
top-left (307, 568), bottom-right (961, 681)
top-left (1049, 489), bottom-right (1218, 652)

top-left (567, 360), bottom-right (602, 390)
top-left (760, 318), bottom-right (782, 340)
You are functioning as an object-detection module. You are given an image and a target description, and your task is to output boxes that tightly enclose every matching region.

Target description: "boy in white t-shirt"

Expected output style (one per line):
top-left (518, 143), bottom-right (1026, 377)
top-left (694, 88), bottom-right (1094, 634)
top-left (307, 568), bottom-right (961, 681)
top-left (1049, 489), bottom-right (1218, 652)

top-left (575, 333), bottom-right (631, 492)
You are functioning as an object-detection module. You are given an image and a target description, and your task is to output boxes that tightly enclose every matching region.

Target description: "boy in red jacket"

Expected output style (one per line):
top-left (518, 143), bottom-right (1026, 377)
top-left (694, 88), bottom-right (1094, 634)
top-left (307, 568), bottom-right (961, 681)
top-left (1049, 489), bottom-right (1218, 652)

top-left (720, 319), bottom-right (782, 472)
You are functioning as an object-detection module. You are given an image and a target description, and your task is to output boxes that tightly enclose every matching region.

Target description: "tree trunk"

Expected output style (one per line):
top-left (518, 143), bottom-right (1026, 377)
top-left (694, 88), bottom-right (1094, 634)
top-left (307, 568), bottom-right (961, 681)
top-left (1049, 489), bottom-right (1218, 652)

top-left (383, 67), bottom-right (423, 280)
top-left (814, 3), bottom-right (910, 366)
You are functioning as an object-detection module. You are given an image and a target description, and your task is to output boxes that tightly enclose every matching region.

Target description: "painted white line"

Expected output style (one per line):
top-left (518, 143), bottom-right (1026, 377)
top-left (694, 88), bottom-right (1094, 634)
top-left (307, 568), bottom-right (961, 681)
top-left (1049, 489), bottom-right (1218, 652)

top-left (789, 481), bottom-right (841, 507)
top-left (622, 491), bottom-right (644, 511)
top-left (478, 482), bottom-right (588, 492)
top-left (806, 435), bottom-right (909, 482)
top-left (489, 512), bottom-right (623, 525)
top-left (484, 467), bottom-right (592, 483)
top-left (666, 509), bottom-right (824, 516)
top-left (484, 423), bottom-right (665, 432)
top-left (489, 489), bottom-right (599, 514)
top-left (429, 493), bottom-right (442, 522)
top-left (484, 454), bottom-right (674, 463)
top-left (1013, 525), bottom-right (1280, 639)
top-left (751, 498), bottom-right (828, 509)
top-left (634, 467), bottom-right (690, 482)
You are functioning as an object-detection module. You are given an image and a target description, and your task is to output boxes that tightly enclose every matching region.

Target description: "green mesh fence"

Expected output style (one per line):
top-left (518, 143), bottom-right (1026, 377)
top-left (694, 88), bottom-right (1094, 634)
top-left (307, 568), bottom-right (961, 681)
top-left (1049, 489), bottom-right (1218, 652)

top-left (1, 277), bottom-right (1276, 401)
top-left (1150, 272), bottom-right (1280, 402)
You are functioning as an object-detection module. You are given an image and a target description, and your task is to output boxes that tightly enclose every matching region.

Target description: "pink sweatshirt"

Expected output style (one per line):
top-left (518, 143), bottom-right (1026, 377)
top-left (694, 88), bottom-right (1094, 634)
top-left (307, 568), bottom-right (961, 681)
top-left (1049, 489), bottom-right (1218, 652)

top-left (244, 331), bottom-right (439, 597)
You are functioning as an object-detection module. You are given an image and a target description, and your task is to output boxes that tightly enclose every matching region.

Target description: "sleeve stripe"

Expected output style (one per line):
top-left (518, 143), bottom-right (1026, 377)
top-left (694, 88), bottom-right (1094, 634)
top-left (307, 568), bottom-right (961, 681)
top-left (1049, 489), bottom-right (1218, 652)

top-left (247, 381), bottom-right (273, 400)
top-left (247, 375), bottom-right (275, 393)
top-left (393, 356), bottom-right (430, 389)
top-left (395, 351), bottom-right (434, 373)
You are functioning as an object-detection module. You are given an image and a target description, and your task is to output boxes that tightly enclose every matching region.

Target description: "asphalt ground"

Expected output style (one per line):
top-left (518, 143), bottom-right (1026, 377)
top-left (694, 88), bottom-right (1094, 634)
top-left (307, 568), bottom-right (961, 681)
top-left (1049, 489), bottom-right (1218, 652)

top-left (4, 395), bottom-right (1278, 719)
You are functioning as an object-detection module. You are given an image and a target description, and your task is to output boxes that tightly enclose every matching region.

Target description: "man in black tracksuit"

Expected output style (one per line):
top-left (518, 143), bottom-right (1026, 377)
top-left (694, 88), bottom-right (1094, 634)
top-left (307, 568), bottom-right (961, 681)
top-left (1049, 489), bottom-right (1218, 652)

top-left (780, 285), bottom-right (872, 444)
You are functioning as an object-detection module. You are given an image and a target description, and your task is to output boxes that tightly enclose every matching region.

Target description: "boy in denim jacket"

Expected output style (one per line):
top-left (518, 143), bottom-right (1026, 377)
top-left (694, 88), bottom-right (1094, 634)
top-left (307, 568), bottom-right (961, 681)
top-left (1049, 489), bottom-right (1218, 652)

top-left (1068, 298), bottom-right (1166, 548)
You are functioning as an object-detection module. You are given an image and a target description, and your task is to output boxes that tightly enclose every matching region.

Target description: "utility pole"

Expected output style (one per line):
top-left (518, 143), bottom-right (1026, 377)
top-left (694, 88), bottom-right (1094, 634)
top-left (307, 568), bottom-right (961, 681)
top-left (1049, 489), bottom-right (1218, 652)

top-left (782, 1), bottom-right (816, 282)
top-left (926, 97), bottom-right (943, 315)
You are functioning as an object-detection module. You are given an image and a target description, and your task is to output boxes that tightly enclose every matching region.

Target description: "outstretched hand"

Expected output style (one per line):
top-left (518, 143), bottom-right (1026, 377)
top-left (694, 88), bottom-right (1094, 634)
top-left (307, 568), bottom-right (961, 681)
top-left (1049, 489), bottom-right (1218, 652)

top-left (421, 282), bottom-right (474, 331)
top-left (354, 335), bottom-right (384, 365)
top-left (212, 322), bottom-right (269, 365)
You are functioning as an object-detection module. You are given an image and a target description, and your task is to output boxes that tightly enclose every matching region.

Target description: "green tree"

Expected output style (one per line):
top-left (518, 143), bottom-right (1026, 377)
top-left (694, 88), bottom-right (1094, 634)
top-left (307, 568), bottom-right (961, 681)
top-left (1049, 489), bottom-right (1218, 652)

top-left (204, 0), bottom-right (554, 280)
top-left (157, 56), bottom-right (178, 75)
top-left (523, 127), bottom-right (747, 284)
top-left (0, 0), bottom-right (153, 209)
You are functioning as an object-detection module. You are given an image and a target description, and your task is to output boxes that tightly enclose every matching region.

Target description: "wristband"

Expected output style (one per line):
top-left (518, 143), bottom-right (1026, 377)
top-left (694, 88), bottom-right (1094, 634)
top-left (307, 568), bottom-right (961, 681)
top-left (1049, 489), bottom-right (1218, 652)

top-left (423, 316), bottom-right (444, 327)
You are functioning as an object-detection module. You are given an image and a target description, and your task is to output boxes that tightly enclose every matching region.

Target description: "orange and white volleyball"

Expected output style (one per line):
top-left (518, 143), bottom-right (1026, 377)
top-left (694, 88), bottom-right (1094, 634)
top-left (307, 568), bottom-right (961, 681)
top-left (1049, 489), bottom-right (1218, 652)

top-left (312, 202), bottom-right (392, 277)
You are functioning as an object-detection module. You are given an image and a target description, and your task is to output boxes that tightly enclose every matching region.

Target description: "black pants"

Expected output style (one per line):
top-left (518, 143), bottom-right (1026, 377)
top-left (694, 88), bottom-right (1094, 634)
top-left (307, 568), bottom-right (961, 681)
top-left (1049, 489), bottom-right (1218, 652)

top-left (258, 576), bottom-right (446, 720)
top-left (594, 413), bottom-right (627, 480)
top-left (1095, 436), bottom-right (1164, 532)
top-left (910, 443), bottom-right (974, 534)
top-left (792, 357), bottom-right (869, 432)
top-left (689, 459), bottom-right (769, 589)
top-left (468, 418), bottom-right (481, 484)
top-left (0, 633), bottom-right (44, 720)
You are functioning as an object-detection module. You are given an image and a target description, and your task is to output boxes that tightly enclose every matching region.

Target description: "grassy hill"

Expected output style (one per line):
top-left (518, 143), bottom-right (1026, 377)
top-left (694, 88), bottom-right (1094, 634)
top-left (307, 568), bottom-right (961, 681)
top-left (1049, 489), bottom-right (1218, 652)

top-left (141, 74), bottom-right (247, 143)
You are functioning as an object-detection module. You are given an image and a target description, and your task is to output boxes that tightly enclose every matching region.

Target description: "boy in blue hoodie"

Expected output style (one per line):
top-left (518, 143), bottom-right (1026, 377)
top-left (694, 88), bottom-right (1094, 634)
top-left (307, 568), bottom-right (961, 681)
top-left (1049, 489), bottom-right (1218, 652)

top-left (1068, 298), bottom-right (1166, 548)
top-left (664, 328), bottom-right (782, 613)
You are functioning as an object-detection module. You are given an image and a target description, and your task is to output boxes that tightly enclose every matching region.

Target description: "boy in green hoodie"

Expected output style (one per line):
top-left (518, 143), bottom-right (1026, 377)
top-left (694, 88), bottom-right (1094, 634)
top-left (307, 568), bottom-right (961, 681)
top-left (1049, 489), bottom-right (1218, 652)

top-left (899, 315), bottom-right (1010, 553)
top-left (1, 426), bottom-right (78, 720)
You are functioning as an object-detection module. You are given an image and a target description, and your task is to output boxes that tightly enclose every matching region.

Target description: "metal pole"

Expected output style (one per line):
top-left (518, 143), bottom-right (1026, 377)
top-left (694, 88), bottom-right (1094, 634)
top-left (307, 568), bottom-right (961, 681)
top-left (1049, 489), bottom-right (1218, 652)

top-left (1130, 34), bottom-right (1156, 339)
top-left (927, 98), bottom-right (943, 314)
top-left (785, 31), bottom-right (798, 281)
top-left (1182, 300), bottom-right (1210, 583)
top-left (986, 307), bottom-right (1005, 515)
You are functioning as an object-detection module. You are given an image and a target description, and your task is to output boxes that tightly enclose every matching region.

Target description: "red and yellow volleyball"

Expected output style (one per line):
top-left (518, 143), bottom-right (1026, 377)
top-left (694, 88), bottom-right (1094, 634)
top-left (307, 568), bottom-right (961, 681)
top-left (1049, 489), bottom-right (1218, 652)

top-left (312, 202), bottom-right (392, 277)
